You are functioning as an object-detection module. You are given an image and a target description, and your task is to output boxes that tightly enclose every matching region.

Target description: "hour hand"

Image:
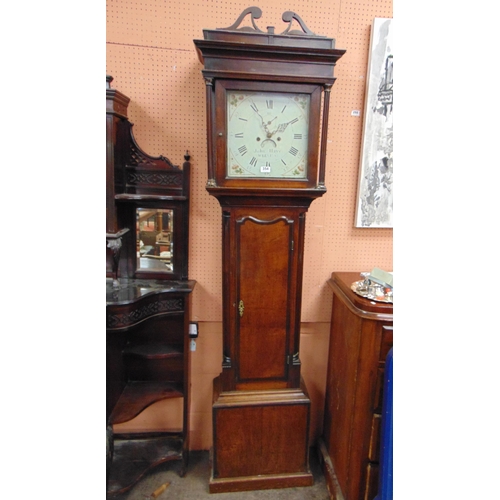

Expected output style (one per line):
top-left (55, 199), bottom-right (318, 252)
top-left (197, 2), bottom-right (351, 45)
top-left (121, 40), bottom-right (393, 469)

top-left (275, 121), bottom-right (292, 133)
top-left (264, 116), bottom-right (278, 136)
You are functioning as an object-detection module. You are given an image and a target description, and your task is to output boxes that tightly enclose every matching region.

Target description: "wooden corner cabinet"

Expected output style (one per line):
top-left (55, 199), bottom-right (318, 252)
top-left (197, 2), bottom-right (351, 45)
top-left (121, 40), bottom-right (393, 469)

top-left (319, 272), bottom-right (393, 500)
top-left (106, 75), bottom-right (196, 496)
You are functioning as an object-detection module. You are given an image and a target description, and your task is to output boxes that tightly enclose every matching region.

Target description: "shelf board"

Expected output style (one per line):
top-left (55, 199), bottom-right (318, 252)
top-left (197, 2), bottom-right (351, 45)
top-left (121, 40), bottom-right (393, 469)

top-left (123, 342), bottom-right (183, 359)
top-left (107, 433), bottom-right (183, 496)
top-left (115, 193), bottom-right (187, 201)
top-left (109, 381), bottom-right (183, 425)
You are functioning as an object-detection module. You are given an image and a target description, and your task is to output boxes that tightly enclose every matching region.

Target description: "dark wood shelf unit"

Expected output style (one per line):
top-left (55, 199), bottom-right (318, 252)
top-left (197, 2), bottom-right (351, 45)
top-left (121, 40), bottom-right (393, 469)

top-left (106, 280), bottom-right (195, 496)
top-left (106, 75), bottom-right (195, 497)
top-left (318, 272), bottom-right (393, 500)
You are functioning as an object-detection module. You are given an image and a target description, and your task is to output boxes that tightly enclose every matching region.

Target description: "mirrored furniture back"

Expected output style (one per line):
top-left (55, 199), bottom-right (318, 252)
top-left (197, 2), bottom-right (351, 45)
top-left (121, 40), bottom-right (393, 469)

top-left (106, 74), bottom-right (190, 282)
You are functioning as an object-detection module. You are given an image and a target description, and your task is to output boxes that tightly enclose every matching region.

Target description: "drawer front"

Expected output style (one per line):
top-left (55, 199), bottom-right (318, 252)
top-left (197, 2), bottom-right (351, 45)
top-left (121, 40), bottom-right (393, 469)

top-left (364, 462), bottom-right (379, 500)
top-left (373, 367), bottom-right (385, 413)
top-left (374, 324), bottom-right (393, 412)
top-left (379, 324), bottom-right (393, 363)
top-left (368, 413), bottom-right (382, 462)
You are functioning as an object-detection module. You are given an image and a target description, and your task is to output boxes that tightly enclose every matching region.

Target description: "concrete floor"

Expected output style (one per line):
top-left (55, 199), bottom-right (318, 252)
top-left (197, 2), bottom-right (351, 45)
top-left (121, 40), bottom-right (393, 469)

top-left (117, 448), bottom-right (331, 499)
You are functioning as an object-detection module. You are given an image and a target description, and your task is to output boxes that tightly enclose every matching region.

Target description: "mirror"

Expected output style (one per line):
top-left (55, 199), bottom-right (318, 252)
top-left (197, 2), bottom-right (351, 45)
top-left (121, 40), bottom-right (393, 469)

top-left (136, 208), bottom-right (174, 273)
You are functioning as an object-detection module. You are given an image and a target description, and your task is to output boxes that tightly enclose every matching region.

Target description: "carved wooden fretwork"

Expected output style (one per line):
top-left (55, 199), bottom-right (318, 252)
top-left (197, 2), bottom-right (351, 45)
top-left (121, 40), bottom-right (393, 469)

top-left (114, 123), bottom-right (189, 198)
top-left (107, 297), bottom-right (185, 330)
top-left (126, 170), bottom-right (183, 188)
top-left (128, 138), bottom-right (179, 170)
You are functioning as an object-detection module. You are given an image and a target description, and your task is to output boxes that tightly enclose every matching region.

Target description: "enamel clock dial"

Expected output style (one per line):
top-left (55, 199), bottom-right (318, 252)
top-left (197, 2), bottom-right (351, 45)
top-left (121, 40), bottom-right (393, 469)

top-left (226, 91), bottom-right (310, 179)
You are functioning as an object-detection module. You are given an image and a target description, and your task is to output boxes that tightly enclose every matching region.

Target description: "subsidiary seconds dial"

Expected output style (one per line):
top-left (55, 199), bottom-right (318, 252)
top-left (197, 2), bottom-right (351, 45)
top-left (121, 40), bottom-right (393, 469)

top-left (226, 91), bottom-right (310, 179)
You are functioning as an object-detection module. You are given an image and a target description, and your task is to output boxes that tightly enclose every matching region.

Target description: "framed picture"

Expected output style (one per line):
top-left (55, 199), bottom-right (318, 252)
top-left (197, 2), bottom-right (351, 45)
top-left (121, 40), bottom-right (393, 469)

top-left (355, 18), bottom-right (393, 228)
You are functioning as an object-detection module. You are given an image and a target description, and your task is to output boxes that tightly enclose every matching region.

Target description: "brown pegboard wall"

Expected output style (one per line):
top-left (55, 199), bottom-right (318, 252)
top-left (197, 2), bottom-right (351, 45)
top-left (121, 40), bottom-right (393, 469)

top-left (298, 0), bottom-right (393, 321)
top-left (106, 0), bottom-right (393, 324)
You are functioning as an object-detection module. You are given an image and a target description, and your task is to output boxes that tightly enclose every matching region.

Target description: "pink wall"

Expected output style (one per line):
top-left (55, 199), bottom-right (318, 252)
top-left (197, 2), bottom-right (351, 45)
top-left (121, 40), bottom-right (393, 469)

top-left (107, 0), bottom-right (393, 449)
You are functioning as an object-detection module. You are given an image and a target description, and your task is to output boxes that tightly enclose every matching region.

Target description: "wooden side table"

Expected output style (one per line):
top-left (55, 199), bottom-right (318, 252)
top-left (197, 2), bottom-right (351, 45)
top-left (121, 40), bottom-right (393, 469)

top-left (319, 272), bottom-right (393, 500)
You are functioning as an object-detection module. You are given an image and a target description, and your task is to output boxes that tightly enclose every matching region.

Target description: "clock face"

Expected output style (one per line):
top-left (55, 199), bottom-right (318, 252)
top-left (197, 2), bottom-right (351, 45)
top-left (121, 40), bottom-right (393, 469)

top-left (226, 91), bottom-right (310, 179)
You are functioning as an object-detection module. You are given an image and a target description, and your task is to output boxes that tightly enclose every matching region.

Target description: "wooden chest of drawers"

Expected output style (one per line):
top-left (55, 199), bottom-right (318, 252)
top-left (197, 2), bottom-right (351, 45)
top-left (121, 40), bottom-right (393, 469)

top-left (319, 272), bottom-right (393, 500)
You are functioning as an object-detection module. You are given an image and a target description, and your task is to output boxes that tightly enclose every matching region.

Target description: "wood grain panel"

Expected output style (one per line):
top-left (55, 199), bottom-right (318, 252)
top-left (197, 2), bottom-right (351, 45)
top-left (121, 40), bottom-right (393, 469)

top-left (214, 404), bottom-right (309, 477)
top-left (237, 216), bottom-right (292, 381)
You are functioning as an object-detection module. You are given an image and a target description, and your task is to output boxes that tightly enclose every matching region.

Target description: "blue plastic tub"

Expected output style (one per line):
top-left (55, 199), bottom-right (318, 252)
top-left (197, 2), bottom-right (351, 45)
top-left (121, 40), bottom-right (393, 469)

top-left (374, 347), bottom-right (393, 500)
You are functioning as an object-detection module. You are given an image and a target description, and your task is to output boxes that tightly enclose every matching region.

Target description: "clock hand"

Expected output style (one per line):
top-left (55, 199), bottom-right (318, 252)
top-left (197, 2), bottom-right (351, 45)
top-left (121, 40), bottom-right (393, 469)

top-left (250, 102), bottom-right (269, 133)
top-left (264, 116), bottom-right (278, 137)
top-left (273, 119), bottom-right (295, 134)
top-left (250, 103), bottom-right (278, 137)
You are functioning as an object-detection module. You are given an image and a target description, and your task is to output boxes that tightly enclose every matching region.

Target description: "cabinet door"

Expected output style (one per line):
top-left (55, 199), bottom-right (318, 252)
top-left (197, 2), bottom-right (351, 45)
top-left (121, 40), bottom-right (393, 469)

top-left (232, 209), bottom-right (299, 388)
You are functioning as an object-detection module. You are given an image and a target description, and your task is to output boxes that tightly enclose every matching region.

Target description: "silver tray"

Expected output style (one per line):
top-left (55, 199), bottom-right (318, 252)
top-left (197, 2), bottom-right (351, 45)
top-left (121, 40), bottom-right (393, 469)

top-left (351, 280), bottom-right (393, 304)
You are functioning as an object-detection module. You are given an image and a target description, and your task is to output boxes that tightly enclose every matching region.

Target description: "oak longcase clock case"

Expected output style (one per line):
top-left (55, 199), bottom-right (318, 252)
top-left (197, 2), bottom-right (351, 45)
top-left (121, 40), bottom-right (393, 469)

top-left (194, 7), bottom-right (344, 494)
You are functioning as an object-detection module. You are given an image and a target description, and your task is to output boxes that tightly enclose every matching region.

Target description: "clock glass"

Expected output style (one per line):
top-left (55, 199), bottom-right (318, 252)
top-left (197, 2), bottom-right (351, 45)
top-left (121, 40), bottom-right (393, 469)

top-left (226, 91), bottom-right (310, 179)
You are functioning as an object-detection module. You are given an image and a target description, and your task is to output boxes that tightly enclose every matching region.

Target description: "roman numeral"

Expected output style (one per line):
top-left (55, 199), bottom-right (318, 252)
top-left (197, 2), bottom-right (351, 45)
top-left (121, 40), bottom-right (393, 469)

top-left (294, 134), bottom-right (302, 140)
top-left (281, 105), bottom-right (287, 113)
top-left (235, 132), bottom-right (244, 138)
top-left (281, 159), bottom-right (287, 165)
top-left (238, 145), bottom-right (248, 155)
top-left (239, 117), bottom-right (248, 121)
top-left (250, 157), bottom-right (257, 166)
top-left (266, 100), bottom-right (273, 109)
top-left (250, 103), bottom-right (258, 112)
top-left (289, 147), bottom-right (299, 156)
top-left (290, 117), bottom-right (299, 125)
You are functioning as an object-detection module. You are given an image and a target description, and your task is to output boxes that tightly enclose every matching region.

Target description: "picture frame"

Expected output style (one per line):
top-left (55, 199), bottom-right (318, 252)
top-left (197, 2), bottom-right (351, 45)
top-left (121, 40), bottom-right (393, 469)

top-left (355, 18), bottom-right (393, 228)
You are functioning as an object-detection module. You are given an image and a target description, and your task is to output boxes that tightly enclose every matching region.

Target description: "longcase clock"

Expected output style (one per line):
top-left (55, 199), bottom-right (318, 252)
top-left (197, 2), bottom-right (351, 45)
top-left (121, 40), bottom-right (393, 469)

top-left (194, 7), bottom-right (345, 493)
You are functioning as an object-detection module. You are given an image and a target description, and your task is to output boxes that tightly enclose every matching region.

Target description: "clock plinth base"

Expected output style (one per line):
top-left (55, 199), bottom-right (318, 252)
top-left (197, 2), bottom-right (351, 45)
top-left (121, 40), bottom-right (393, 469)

top-left (210, 376), bottom-right (313, 493)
